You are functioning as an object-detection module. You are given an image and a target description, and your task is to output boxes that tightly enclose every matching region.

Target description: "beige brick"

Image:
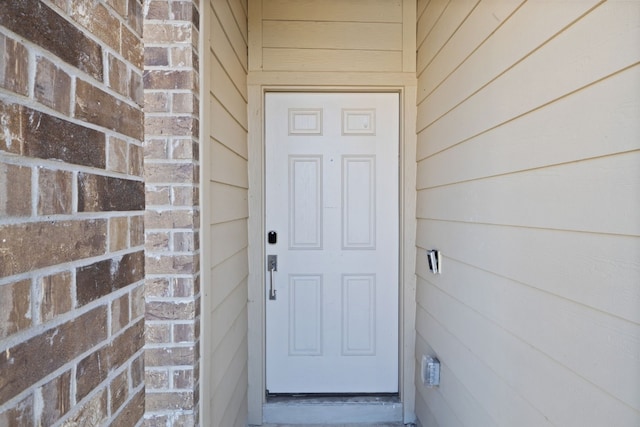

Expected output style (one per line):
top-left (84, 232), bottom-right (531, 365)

top-left (144, 46), bottom-right (169, 66)
top-left (145, 254), bottom-right (198, 275)
top-left (144, 209), bottom-right (194, 229)
top-left (146, 0), bottom-right (170, 20)
top-left (39, 272), bottom-right (72, 322)
top-left (172, 93), bottom-right (195, 114)
top-left (144, 138), bottom-right (169, 159)
top-left (144, 116), bottom-right (197, 138)
top-left (143, 414), bottom-right (170, 427)
top-left (146, 231), bottom-right (170, 251)
top-left (109, 216), bottom-right (129, 251)
top-left (172, 186), bottom-right (198, 206)
top-left (0, 279), bottom-right (31, 338)
top-left (146, 391), bottom-right (193, 412)
top-left (173, 369), bottom-right (193, 389)
top-left (145, 163), bottom-right (194, 184)
top-left (35, 56), bottom-right (72, 114)
top-left (144, 70), bottom-right (193, 90)
top-left (108, 136), bottom-right (128, 173)
top-left (171, 46), bottom-right (195, 68)
top-left (173, 413), bottom-right (197, 427)
top-left (144, 92), bottom-right (170, 113)
top-left (144, 23), bottom-right (192, 44)
top-left (146, 322), bottom-right (171, 344)
top-left (174, 231), bottom-right (196, 252)
top-left (129, 143), bottom-right (144, 176)
top-left (130, 215), bottom-right (145, 247)
top-left (108, 53), bottom-right (129, 97)
top-left (111, 293), bottom-right (130, 335)
top-left (145, 369), bottom-right (170, 389)
top-left (37, 168), bottom-right (73, 215)
top-left (171, 138), bottom-right (194, 159)
top-left (171, 1), bottom-right (198, 25)
top-left (146, 186), bottom-right (171, 206)
top-left (0, 163), bottom-right (31, 217)
top-left (145, 278), bottom-right (171, 298)
top-left (145, 346), bottom-right (195, 367)
top-left (174, 323), bottom-right (195, 343)
top-left (131, 283), bottom-right (145, 319)
top-left (173, 278), bottom-right (194, 298)
top-left (146, 301), bottom-right (194, 321)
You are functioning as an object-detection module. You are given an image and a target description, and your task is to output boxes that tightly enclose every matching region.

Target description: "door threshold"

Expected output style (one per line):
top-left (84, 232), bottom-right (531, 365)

top-left (263, 394), bottom-right (402, 425)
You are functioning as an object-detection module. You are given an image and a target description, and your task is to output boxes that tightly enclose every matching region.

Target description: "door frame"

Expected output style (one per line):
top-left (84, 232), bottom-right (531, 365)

top-left (247, 85), bottom-right (417, 424)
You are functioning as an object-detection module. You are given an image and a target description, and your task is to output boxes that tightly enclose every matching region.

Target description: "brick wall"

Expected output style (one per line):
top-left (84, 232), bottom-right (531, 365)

top-left (0, 0), bottom-right (145, 425)
top-left (142, 1), bottom-right (201, 425)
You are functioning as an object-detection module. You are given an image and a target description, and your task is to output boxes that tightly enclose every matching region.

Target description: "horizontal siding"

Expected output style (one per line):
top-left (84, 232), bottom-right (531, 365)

top-left (262, 48), bottom-right (403, 72)
top-left (210, 12), bottom-right (247, 100)
top-left (258, 0), bottom-right (406, 73)
top-left (417, 0), bottom-right (600, 107)
top-left (419, 153), bottom-right (640, 235)
top-left (262, 0), bottom-right (402, 23)
top-left (416, 0), bottom-right (479, 73)
top-left (415, 1), bottom-right (640, 426)
top-left (263, 21), bottom-right (403, 51)
top-left (417, 219), bottom-right (640, 325)
top-left (417, 65), bottom-right (640, 187)
top-left (417, 0), bottom-right (523, 97)
top-left (203, 0), bottom-right (249, 425)
top-left (418, 0), bottom-right (639, 157)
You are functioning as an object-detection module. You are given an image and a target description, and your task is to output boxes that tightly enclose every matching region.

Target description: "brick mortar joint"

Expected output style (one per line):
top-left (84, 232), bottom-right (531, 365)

top-left (0, 22), bottom-right (143, 85)
top-left (0, 280), bottom-right (144, 353)
top-left (0, 323), bottom-right (145, 413)
top-left (40, 0), bottom-right (145, 52)
top-left (0, 93), bottom-right (143, 146)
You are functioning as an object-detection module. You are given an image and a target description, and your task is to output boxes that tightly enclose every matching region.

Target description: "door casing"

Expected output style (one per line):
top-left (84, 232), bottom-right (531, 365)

top-left (247, 86), bottom-right (418, 424)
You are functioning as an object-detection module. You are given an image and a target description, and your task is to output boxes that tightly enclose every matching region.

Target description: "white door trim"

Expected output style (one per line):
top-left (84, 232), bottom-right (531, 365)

top-left (247, 86), bottom-right (417, 425)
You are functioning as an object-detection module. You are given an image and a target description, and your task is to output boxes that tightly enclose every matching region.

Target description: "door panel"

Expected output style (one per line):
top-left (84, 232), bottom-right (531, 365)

top-left (265, 92), bottom-right (399, 393)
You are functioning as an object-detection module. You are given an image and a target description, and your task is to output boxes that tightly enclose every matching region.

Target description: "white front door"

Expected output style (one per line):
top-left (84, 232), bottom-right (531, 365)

top-left (265, 92), bottom-right (399, 394)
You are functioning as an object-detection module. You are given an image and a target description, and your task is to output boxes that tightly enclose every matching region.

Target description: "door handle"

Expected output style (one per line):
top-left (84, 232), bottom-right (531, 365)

top-left (267, 255), bottom-right (277, 300)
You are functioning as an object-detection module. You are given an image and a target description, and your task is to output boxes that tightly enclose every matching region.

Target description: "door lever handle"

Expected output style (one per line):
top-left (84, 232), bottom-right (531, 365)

top-left (267, 255), bottom-right (277, 300)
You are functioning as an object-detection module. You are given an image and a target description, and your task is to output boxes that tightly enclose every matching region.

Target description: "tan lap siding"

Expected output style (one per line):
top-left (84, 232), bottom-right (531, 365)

top-left (257, 0), bottom-right (404, 73)
top-left (415, 1), bottom-right (640, 426)
top-left (202, 0), bottom-right (249, 426)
